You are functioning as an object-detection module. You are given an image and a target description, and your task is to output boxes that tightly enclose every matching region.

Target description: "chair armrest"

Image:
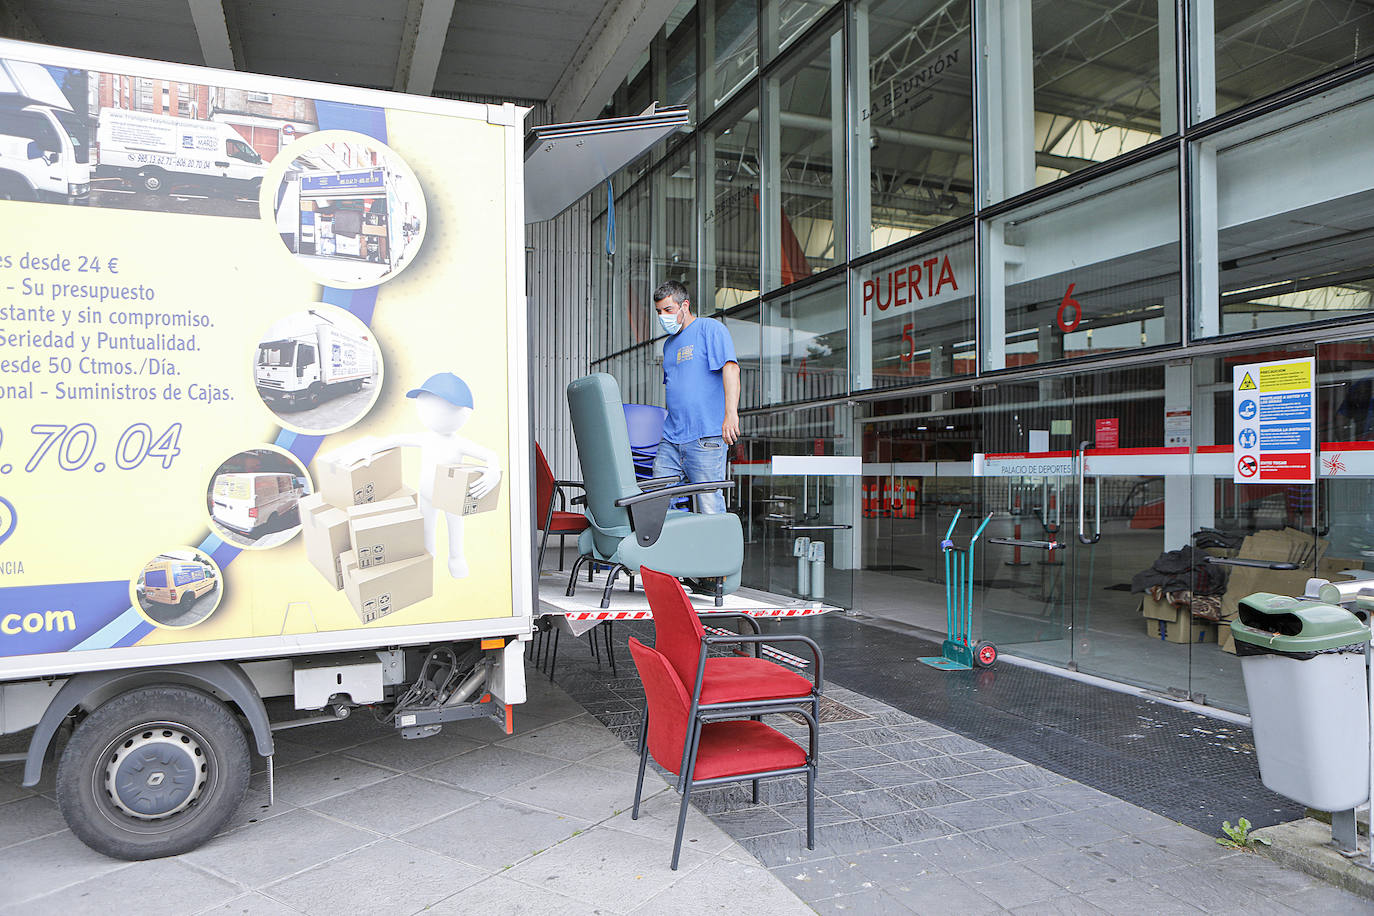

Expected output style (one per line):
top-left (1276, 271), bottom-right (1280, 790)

top-left (615, 480), bottom-right (731, 507)
top-left (613, 480), bottom-right (733, 548)
top-left (702, 633), bottom-right (823, 693)
top-left (637, 475), bottom-right (681, 491)
top-left (554, 479), bottom-right (585, 489)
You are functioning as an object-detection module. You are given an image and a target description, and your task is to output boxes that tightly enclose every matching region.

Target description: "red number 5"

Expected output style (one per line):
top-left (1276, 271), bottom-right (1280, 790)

top-left (900, 323), bottom-right (915, 363)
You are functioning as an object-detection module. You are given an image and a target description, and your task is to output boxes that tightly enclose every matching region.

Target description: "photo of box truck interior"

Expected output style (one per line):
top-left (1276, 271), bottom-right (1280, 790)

top-left (256, 310), bottom-right (375, 409)
top-left (0, 58), bottom-right (90, 202)
top-left (95, 106), bottom-right (267, 196)
top-left (210, 472), bottom-right (305, 537)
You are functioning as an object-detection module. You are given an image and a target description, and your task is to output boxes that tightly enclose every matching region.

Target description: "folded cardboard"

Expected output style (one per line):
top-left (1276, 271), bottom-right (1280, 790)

top-left (1219, 528), bottom-right (1330, 620)
top-left (300, 493), bottom-right (351, 590)
top-left (316, 444), bottom-right (404, 508)
top-left (1145, 618), bottom-right (1217, 644)
top-left (1219, 624), bottom-right (1237, 654)
top-left (343, 553), bottom-right (434, 624)
top-left (1138, 594), bottom-right (1186, 623)
top-left (348, 508), bottom-right (426, 569)
top-left (431, 464), bottom-right (502, 516)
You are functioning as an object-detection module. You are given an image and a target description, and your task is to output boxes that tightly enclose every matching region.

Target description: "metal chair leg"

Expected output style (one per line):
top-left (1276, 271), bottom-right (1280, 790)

top-left (805, 764), bottom-right (816, 849)
top-left (600, 565), bottom-right (622, 609)
top-left (537, 528), bottom-right (550, 574)
top-left (566, 555), bottom-right (586, 597)
top-left (751, 779), bottom-right (760, 804)
top-left (558, 534), bottom-right (566, 571)
top-left (603, 621), bottom-right (617, 677)
top-left (715, 576), bottom-right (724, 607)
top-left (547, 627), bottom-right (560, 681)
top-left (632, 700), bottom-right (650, 820)
top-left (672, 764), bottom-right (697, 871)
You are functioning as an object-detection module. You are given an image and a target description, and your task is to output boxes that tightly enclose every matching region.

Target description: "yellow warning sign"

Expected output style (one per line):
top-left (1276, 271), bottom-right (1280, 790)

top-left (1239, 372), bottom-right (1257, 390)
top-left (1259, 361), bottom-right (1312, 392)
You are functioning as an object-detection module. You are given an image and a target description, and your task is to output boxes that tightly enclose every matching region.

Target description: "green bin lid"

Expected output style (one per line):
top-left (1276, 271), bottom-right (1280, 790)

top-left (1230, 592), bottom-right (1370, 653)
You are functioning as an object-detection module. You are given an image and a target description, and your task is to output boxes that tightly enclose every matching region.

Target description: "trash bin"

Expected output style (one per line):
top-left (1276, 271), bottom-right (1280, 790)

top-left (1232, 592), bottom-right (1371, 812)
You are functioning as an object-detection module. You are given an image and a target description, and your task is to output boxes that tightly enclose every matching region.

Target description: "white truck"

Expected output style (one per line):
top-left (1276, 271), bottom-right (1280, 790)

top-left (0, 58), bottom-right (90, 203)
top-left (256, 311), bottom-right (374, 409)
top-left (95, 107), bottom-right (267, 196)
top-left (0, 37), bottom-right (686, 863)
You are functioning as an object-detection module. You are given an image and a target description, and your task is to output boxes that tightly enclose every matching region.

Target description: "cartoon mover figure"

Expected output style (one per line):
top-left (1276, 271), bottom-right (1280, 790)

top-left (390, 372), bottom-right (501, 578)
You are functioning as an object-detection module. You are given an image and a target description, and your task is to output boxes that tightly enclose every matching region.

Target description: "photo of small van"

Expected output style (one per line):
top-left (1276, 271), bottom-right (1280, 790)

top-left (206, 448), bottom-right (312, 549)
top-left (135, 550), bottom-right (221, 628)
top-left (95, 107), bottom-right (267, 198)
top-left (212, 472), bottom-right (304, 534)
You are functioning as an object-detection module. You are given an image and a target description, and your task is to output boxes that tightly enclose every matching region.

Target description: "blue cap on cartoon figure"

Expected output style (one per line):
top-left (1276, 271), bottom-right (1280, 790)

top-left (406, 372), bottom-right (474, 408)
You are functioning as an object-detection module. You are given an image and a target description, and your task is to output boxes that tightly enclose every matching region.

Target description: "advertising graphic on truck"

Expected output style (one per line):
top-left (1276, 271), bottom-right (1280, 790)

top-left (0, 39), bottom-right (530, 860)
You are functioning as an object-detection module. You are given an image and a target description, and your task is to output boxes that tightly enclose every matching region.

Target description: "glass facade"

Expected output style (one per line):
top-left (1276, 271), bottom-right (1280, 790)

top-left (584, 1), bottom-right (1374, 713)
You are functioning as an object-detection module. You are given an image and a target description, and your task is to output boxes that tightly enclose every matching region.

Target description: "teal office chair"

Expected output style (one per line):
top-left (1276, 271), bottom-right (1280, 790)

top-left (566, 373), bottom-right (743, 608)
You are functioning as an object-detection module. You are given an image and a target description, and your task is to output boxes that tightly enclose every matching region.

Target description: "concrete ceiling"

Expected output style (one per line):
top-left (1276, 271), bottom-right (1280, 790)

top-left (2, 0), bottom-right (677, 117)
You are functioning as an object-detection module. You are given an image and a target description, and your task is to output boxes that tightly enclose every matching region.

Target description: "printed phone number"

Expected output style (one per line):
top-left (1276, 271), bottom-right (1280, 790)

top-left (0, 422), bottom-right (182, 473)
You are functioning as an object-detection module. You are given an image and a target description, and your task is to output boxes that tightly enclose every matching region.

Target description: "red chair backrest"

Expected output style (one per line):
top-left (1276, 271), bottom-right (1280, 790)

top-left (627, 637), bottom-right (691, 775)
top-left (534, 442), bottom-right (555, 529)
top-left (640, 566), bottom-right (705, 691)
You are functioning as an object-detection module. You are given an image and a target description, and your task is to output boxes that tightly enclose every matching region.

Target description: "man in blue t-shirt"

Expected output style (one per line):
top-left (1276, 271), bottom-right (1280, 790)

top-left (651, 280), bottom-right (739, 514)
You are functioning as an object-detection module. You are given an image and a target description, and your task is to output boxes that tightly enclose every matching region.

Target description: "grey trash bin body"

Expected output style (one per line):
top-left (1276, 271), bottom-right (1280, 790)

top-left (1232, 592), bottom-right (1371, 812)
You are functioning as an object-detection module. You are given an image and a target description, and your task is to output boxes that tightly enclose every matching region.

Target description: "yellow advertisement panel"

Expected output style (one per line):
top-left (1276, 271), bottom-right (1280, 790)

top-left (0, 46), bottom-right (526, 670)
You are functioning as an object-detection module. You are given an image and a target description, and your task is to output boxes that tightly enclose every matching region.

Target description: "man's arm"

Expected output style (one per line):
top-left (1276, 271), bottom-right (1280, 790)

top-left (722, 361), bottom-right (740, 445)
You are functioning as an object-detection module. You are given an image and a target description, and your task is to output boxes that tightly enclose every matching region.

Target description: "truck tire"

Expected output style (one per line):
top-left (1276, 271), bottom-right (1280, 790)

top-left (139, 169), bottom-right (168, 193)
top-left (306, 383), bottom-right (323, 407)
top-left (56, 686), bottom-right (250, 860)
top-left (179, 591), bottom-right (195, 612)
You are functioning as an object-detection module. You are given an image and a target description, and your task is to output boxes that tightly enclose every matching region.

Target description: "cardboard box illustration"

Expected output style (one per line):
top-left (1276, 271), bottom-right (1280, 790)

top-left (316, 445), bottom-right (404, 508)
top-left (300, 493), bottom-right (351, 589)
top-left (348, 508), bottom-right (426, 569)
top-left (344, 489), bottom-right (417, 520)
top-left (343, 553), bottom-right (434, 624)
top-left (431, 465), bottom-right (502, 516)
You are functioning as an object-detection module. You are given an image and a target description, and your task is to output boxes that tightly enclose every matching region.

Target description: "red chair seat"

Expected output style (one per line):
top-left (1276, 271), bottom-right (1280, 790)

top-left (691, 720), bottom-right (807, 780)
top-left (547, 510), bottom-right (590, 534)
top-left (698, 657), bottom-right (813, 706)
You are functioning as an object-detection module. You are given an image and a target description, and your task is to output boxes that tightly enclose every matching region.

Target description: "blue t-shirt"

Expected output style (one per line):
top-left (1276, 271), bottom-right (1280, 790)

top-left (661, 316), bottom-right (737, 443)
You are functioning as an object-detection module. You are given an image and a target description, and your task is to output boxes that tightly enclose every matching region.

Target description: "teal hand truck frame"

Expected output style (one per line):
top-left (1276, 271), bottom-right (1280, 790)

top-left (919, 509), bottom-right (999, 671)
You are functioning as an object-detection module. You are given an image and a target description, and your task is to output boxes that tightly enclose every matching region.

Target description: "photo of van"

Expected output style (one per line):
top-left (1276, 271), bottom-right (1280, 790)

top-left (95, 107), bottom-right (267, 198)
top-left (0, 58), bottom-right (90, 203)
top-left (135, 549), bottom-right (221, 628)
top-left (254, 305), bottom-right (383, 434)
top-left (206, 448), bottom-right (312, 549)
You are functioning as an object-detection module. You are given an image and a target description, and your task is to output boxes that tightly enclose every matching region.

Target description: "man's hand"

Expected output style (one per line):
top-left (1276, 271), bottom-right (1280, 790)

top-left (722, 410), bottom-right (740, 446)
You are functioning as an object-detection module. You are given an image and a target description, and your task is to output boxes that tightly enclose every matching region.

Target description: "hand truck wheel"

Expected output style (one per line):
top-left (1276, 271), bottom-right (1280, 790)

top-left (974, 641), bottom-right (998, 668)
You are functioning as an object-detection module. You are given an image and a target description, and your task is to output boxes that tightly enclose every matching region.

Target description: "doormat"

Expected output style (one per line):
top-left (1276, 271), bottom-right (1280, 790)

top-left (783, 696), bottom-right (870, 727)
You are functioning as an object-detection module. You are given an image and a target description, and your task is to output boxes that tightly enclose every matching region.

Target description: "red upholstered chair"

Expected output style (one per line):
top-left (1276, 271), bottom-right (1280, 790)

top-left (535, 443), bottom-right (589, 571)
top-left (639, 566), bottom-right (822, 795)
top-left (627, 637), bottom-right (816, 870)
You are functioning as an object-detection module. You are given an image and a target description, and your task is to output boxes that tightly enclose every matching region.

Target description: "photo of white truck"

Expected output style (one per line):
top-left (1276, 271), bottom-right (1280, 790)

top-left (0, 58), bottom-right (90, 203)
top-left (255, 307), bottom-right (378, 415)
top-left (94, 106), bottom-right (267, 197)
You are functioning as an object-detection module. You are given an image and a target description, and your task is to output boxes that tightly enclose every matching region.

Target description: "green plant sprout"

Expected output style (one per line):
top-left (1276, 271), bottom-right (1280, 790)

top-left (1217, 817), bottom-right (1271, 849)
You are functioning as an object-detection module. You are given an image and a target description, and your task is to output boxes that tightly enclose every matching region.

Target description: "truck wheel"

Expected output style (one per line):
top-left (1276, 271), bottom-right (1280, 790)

top-left (179, 591), bottom-right (195, 612)
top-left (56, 686), bottom-right (250, 860)
top-left (0, 175), bottom-right (34, 201)
top-left (139, 170), bottom-right (168, 193)
top-left (306, 384), bottom-right (323, 407)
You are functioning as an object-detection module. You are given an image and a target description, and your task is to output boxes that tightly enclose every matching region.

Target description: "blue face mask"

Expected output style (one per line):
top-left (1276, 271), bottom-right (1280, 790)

top-left (658, 312), bottom-right (682, 335)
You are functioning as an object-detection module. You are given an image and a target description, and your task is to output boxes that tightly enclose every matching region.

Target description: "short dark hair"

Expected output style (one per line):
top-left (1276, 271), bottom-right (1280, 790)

top-left (653, 280), bottom-right (689, 305)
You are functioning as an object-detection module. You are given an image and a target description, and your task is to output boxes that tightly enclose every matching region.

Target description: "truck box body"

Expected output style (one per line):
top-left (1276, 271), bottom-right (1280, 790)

top-left (0, 58), bottom-right (90, 202)
top-left (0, 36), bottom-right (531, 695)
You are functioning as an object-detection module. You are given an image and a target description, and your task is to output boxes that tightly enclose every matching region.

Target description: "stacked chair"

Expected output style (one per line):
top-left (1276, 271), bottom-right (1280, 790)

top-left (566, 373), bottom-right (743, 608)
top-left (629, 567), bottom-right (823, 869)
top-left (623, 403), bottom-right (667, 482)
top-left (533, 442), bottom-right (589, 572)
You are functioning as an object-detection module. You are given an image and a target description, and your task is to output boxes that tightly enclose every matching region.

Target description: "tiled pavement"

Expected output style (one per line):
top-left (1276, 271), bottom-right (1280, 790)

top-left (1, 631), bottom-right (1370, 914)
top-left (0, 671), bottom-right (810, 915)
top-left (547, 623), bottom-right (1373, 914)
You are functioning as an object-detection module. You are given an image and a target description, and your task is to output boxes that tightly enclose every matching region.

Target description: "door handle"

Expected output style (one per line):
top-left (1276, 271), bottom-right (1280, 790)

top-left (988, 537), bottom-right (1065, 550)
top-left (1204, 556), bottom-right (1299, 570)
top-left (1077, 441), bottom-right (1101, 545)
top-left (215, 160), bottom-right (230, 167)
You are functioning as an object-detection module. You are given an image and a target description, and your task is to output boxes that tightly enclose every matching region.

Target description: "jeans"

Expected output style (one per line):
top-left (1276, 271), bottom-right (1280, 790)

top-left (652, 437), bottom-right (728, 514)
